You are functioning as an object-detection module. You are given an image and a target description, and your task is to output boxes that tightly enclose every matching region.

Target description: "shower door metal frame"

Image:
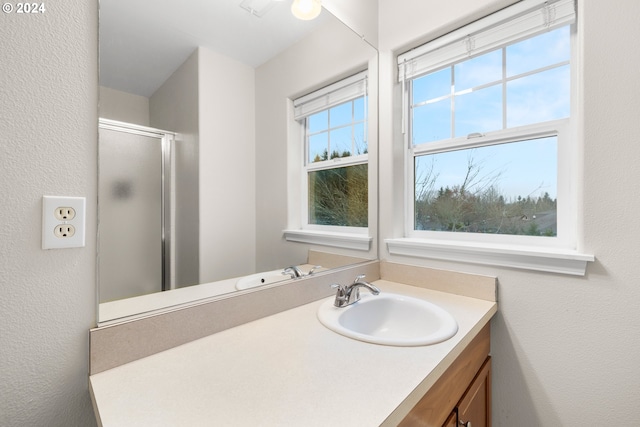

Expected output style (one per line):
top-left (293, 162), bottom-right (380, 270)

top-left (98, 118), bottom-right (175, 293)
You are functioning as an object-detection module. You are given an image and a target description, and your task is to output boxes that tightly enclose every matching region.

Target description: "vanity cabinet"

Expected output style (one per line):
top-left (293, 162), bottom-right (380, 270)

top-left (399, 324), bottom-right (491, 427)
top-left (456, 356), bottom-right (491, 427)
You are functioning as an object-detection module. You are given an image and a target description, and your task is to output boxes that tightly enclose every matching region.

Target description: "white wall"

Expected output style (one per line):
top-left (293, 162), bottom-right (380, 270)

top-left (99, 86), bottom-right (150, 126)
top-left (150, 49), bottom-right (200, 287)
top-left (379, 0), bottom-right (640, 425)
top-left (255, 15), bottom-right (378, 272)
top-left (198, 47), bottom-right (256, 282)
top-left (0, 0), bottom-right (98, 426)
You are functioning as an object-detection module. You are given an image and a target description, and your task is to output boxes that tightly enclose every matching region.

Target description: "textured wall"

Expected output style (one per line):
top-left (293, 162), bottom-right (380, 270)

top-left (378, 0), bottom-right (640, 425)
top-left (0, 1), bottom-right (98, 426)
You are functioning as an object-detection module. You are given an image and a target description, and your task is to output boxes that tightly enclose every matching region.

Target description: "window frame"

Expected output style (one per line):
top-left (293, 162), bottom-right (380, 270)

top-left (284, 71), bottom-right (372, 251)
top-left (406, 119), bottom-right (574, 249)
top-left (303, 157), bottom-right (369, 234)
top-left (298, 73), bottom-right (369, 233)
top-left (387, 0), bottom-right (594, 275)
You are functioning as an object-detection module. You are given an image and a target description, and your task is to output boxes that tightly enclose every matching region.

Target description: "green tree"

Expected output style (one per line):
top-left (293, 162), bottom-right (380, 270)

top-left (309, 164), bottom-right (368, 227)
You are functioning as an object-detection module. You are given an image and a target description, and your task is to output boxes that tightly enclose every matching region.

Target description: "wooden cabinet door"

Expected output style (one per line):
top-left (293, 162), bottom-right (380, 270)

top-left (457, 357), bottom-right (491, 427)
top-left (443, 411), bottom-right (457, 427)
top-left (399, 325), bottom-right (491, 427)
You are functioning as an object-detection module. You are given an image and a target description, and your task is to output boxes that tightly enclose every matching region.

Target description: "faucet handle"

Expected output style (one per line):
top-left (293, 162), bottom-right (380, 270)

top-left (308, 265), bottom-right (321, 275)
top-left (331, 283), bottom-right (346, 292)
top-left (353, 274), bottom-right (366, 283)
top-left (331, 283), bottom-right (348, 307)
top-left (282, 266), bottom-right (300, 279)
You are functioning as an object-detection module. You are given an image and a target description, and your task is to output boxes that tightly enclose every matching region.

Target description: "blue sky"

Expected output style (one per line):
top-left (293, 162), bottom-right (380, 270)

top-left (415, 136), bottom-right (558, 201)
top-left (412, 26), bottom-right (570, 201)
top-left (307, 96), bottom-right (366, 162)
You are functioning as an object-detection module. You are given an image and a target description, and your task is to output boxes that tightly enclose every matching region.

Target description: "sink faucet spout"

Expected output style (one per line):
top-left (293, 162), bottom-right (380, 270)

top-left (283, 266), bottom-right (304, 279)
top-left (332, 275), bottom-right (380, 308)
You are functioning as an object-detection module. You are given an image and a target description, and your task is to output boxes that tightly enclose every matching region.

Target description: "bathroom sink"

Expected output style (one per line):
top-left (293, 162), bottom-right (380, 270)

top-left (317, 293), bottom-right (458, 346)
top-left (235, 269), bottom-right (287, 290)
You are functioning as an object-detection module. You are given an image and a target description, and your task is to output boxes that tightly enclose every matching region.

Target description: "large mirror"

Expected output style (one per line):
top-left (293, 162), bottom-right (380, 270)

top-left (97, 0), bottom-right (378, 324)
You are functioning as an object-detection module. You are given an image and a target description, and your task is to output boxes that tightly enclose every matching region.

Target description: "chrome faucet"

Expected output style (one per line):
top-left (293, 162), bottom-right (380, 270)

top-left (283, 265), bottom-right (322, 279)
top-left (283, 265), bottom-right (304, 279)
top-left (307, 265), bottom-right (321, 275)
top-left (331, 274), bottom-right (380, 308)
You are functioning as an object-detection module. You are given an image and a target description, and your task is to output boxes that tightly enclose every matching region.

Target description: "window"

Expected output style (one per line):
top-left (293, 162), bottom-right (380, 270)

top-left (389, 0), bottom-right (593, 274)
top-left (294, 71), bottom-right (368, 229)
top-left (411, 25), bottom-right (570, 238)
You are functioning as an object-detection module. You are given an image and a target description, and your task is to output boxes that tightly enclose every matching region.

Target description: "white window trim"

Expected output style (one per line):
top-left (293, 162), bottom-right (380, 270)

top-left (385, 238), bottom-right (593, 276)
top-left (391, 0), bottom-right (594, 275)
top-left (305, 154), bottom-right (368, 172)
top-left (284, 228), bottom-right (372, 251)
top-left (284, 72), bottom-right (372, 251)
top-left (302, 154), bottom-right (368, 233)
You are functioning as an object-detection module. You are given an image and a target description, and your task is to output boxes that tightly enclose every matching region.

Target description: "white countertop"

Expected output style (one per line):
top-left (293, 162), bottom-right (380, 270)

top-left (90, 280), bottom-right (497, 426)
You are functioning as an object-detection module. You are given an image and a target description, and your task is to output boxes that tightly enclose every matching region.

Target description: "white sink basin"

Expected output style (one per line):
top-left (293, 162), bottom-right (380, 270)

top-left (235, 269), bottom-right (287, 290)
top-left (317, 292), bottom-right (458, 346)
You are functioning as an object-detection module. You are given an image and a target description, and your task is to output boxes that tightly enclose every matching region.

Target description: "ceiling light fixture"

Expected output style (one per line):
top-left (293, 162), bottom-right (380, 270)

top-left (291, 0), bottom-right (322, 20)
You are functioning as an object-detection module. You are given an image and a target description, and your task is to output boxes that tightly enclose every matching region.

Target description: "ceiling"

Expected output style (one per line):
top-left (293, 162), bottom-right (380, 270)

top-left (99, 0), bottom-right (327, 97)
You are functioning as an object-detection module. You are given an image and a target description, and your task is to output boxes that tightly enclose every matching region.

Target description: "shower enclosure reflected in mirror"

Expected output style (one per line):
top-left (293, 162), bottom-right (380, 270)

top-left (97, 0), bottom-right (378, 324)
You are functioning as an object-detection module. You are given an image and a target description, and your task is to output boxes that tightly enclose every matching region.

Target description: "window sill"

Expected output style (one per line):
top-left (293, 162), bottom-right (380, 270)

top-left (284, 229), bottom-right (372, 251)
top-left (385, 238), bottom-right (594, 276)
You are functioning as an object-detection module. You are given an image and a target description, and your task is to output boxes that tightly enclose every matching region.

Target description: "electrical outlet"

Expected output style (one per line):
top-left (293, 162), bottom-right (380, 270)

top-left (54, 207), bottom-right (76, 221)
top-left (54, 224), bottom-right (76, 238)
top-left (42, 196), bottom-right (86, 249)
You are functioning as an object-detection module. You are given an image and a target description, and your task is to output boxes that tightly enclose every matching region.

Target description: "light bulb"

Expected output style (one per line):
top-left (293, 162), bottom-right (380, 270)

top-left (291, 0), bottom-right (321, 20)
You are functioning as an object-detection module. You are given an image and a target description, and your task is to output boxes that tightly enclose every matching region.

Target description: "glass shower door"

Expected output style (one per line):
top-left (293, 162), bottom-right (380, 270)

top-left (98, 121), bottom-right (171, 303)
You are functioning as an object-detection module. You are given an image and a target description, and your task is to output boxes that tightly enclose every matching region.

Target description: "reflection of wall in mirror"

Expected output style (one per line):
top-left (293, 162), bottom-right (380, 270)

top-left (323, 0), bottom-right (379, 48)
top-left (100, 46), bottom-right (256, 288)
top-left (98, 250), bottom-right (368, 325)
top-left (100, 17), bottom-right (375, 290)
top-left (96, 10), bottom-right (378, 325)
top-left (255, 15), bottom-right (378, 273)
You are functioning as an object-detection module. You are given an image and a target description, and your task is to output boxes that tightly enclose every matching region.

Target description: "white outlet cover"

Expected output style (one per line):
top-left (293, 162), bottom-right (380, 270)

top-left (42, 196), bottom-right (86, 249)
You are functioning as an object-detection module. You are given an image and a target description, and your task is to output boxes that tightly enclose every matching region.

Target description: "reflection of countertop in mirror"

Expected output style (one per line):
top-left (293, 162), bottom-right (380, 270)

top-left (99, 277), bottom-right (236, 323)
top-left (98, 264), bottom-right (320, 324)
top-left (90, 280), bottom-right (497, 426)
